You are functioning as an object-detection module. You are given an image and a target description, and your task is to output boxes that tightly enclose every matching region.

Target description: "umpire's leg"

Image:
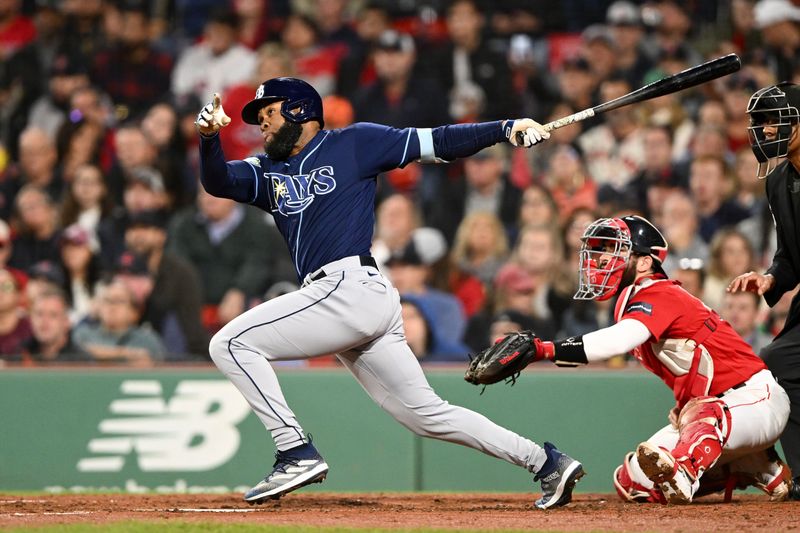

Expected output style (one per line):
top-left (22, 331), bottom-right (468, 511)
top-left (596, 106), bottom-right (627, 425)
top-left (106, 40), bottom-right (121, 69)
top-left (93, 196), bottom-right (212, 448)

top-left (761, 325), bottom-right (800, 487)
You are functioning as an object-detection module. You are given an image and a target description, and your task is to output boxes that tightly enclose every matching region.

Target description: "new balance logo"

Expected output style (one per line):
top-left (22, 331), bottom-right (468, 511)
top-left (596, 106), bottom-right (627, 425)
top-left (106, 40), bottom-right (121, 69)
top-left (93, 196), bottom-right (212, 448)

top-left (77, 380), bottom-right (250, 473)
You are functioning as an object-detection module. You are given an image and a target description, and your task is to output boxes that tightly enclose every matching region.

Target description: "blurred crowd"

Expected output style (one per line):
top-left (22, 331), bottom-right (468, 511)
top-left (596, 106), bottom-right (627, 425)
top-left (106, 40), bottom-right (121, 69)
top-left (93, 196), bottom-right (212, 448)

top-left (0, 0), bottom-right (798, 366)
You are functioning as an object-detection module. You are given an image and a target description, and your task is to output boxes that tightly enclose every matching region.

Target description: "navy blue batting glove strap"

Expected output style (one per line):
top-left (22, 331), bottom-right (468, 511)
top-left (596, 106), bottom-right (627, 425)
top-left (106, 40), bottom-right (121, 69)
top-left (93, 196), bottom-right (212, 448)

top-left (502, 120), bottom-right (514, 142)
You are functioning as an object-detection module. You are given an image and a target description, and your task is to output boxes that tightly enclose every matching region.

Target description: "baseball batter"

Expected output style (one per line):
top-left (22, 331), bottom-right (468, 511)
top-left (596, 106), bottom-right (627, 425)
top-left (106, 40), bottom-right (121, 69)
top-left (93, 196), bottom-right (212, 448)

top-left (195, 77), bottom-right (584, 508)
top-left (485, 215), bottom-right (791, 504)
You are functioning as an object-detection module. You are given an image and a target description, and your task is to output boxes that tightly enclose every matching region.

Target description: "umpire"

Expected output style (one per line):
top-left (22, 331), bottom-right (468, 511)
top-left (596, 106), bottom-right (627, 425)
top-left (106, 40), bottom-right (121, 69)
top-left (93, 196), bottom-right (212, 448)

top-left (730, 82), bottom-right (800, 498)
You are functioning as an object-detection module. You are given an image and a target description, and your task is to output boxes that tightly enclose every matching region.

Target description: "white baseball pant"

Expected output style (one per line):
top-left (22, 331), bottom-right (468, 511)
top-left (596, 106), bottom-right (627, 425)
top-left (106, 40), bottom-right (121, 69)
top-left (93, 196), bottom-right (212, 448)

top-left (626, 369), bottom-right (790, 488)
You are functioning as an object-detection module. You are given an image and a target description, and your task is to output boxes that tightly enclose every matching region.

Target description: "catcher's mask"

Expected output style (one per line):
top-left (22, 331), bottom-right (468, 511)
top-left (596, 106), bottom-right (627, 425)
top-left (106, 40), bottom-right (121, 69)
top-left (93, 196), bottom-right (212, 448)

top-left (746, 83), bottom-right (799, 179)
top-left (575, 216), bottom-right (668, 301)
top-left (241, 77), bottom-right (324, 128)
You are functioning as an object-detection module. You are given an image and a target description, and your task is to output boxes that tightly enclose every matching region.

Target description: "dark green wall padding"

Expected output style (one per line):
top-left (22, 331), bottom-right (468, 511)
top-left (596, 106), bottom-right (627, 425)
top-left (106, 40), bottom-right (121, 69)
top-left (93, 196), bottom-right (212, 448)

top-left (0, 367), bottom-right (687, 494)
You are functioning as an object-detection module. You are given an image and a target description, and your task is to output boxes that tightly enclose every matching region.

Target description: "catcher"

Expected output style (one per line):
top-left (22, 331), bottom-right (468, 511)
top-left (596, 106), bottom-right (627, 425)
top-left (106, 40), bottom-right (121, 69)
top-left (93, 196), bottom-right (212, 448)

top-left (466, 215), bottom-right (792, 504)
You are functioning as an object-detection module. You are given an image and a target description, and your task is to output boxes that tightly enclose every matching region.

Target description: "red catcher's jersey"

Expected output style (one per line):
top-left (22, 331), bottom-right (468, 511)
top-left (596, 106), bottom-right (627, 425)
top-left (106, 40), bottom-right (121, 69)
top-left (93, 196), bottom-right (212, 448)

top-left (614, 277), bottom-right (766, 400)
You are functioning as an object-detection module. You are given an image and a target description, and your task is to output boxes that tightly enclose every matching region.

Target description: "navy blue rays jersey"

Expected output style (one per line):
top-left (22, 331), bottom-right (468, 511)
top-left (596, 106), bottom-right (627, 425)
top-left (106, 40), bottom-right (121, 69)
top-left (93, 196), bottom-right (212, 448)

top-left (200, 121), bottom-right (505, 280)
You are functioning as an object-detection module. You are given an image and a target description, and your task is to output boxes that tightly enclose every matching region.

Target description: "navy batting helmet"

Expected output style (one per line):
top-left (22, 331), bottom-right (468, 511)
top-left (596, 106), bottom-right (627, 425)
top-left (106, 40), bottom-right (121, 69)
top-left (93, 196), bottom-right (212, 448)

top-left (241, 77), bottom-right (324, 128)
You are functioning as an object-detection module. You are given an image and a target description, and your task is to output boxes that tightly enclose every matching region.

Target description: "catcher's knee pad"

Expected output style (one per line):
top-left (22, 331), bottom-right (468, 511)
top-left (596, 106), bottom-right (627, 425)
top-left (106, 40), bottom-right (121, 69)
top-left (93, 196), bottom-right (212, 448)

top-left (672, 397), bottom-right (730, 478)
top-left (613, 452), bottom-right (665, 504)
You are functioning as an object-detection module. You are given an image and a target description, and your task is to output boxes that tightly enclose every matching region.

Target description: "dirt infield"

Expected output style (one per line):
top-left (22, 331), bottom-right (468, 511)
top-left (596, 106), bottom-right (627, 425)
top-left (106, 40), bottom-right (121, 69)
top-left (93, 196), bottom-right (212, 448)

top-left (1, 492), bottom-right (798, 532)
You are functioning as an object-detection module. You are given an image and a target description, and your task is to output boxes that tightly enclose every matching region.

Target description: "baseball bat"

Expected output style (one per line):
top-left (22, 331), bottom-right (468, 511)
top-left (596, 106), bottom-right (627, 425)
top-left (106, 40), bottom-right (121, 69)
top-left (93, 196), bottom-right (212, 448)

top-left (517, 53), bottom-right (741, 142)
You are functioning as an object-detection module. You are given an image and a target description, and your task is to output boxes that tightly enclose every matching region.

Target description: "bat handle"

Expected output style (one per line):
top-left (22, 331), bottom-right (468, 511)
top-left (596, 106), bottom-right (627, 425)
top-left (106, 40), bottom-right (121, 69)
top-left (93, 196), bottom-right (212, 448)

top-left (545, 108), bottom-right (596, 132)
top-left (512, 108), bottom-right (595, 146)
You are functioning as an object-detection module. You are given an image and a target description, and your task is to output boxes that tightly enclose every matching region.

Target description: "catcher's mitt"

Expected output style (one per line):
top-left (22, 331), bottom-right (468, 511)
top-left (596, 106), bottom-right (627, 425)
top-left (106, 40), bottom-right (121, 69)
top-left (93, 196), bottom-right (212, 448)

top-left (464, 330), bottom-right (539, 386)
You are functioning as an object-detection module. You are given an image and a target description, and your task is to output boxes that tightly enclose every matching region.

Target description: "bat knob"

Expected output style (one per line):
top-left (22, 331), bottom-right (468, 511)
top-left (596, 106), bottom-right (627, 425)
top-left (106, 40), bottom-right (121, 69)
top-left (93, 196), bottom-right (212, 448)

top-left (515, 131), bottom-right (525, 145)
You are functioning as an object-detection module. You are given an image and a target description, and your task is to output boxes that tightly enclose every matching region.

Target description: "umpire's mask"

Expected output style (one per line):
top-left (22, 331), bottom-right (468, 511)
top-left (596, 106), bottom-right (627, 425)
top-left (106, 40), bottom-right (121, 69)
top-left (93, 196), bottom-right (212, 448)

top-left (746, 83), bottom-right (800, 179)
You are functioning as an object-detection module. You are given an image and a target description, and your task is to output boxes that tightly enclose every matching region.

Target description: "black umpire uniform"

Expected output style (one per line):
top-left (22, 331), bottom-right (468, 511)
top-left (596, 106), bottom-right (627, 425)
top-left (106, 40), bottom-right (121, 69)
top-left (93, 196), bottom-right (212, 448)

top-left (762, 151), bottom-right (800, 490)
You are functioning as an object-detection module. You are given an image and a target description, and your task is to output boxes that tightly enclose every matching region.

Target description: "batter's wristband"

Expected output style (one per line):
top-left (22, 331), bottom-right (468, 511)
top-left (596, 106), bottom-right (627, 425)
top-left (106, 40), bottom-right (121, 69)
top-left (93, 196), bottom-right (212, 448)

top-left (552, 336), bottom-right (588, 366)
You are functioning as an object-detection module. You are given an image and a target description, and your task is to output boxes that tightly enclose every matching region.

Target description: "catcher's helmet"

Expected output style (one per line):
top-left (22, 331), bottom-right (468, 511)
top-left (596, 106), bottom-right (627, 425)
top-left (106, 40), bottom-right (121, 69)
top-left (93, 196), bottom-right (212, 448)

top-left (241, 77), bottom-right (324, 128)
top-left (575, 215), bottom-right (668, 301)
top-left (746, 83), bottom-right (800, 178)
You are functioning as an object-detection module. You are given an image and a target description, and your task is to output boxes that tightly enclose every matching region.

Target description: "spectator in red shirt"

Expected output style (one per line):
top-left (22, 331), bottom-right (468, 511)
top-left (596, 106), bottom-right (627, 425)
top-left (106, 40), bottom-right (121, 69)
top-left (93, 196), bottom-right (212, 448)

top-left (0, 267), bottom-right (32, 359)
top-left (463, 262), bottom-right (558, 353)
top-left (0, 0), bottom-right (36, 60)
top-left (281, 13), bottom-right (341, 97)
top-left (220, 43), bottom-right (294, 161)
top-left (0, 219), bottom-right (25, 288)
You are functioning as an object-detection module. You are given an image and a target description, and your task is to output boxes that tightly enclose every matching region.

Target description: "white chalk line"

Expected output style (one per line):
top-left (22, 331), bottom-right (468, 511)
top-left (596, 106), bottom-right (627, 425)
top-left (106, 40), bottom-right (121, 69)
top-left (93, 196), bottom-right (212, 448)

top-left (150, 508), bottom-right (260, 513)
top-left (3, 507), bottom-right (261, 516)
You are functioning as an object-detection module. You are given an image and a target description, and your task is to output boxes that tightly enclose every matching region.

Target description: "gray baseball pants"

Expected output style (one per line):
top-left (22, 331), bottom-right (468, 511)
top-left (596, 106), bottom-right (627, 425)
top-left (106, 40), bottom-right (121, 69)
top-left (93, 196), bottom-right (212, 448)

top-left (208, 256), bottom-right (547, 472)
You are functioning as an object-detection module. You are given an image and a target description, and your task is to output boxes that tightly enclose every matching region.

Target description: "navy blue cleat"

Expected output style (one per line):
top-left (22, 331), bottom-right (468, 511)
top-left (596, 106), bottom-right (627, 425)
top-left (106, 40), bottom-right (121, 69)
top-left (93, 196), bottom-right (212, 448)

top-left (533, 442), bottom-right (585, 509)
top-left (245, 441), bottom-right (329, 503)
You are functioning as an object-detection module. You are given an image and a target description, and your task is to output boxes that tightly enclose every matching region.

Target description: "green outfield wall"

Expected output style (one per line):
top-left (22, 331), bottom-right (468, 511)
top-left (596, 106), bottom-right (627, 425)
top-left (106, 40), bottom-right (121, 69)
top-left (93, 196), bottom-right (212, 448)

top-left (0, 367), bottom-right (678, 494)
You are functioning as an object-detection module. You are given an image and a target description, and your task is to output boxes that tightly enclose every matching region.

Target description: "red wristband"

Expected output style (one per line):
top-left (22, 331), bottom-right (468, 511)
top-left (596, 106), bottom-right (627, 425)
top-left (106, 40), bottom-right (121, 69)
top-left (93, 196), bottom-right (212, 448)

top-left (534, 339), bottom-right (555, 361)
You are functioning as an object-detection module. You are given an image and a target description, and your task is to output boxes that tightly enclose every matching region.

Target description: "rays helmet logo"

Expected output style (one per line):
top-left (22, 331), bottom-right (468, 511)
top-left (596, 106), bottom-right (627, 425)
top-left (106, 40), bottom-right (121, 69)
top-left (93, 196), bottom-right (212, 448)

top-left (268, 166), bottom-right (336, 216)
top-left (255, 84), bottom-right (265, 99)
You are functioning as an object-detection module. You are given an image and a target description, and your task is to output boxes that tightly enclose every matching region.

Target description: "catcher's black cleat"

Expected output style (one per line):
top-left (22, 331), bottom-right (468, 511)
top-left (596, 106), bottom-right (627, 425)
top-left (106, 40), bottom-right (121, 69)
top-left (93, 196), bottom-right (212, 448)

top-left (244, 440), bottom-right (329, 503)
top-left (534, 442), bottom-right (585, 509)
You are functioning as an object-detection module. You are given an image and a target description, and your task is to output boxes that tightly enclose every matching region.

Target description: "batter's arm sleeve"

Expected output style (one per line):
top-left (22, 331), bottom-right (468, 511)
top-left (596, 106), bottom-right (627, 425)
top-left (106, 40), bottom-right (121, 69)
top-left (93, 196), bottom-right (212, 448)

top-left (199, 134), bottom-right (259, 203)
top-left (421, 121), bottom-right (507, 162)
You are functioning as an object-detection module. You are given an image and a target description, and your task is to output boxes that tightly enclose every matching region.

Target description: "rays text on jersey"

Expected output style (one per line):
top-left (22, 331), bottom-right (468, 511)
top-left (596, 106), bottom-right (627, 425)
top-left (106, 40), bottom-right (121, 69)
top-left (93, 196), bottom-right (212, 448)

top-left (267, 166), bottom-right (337, 216)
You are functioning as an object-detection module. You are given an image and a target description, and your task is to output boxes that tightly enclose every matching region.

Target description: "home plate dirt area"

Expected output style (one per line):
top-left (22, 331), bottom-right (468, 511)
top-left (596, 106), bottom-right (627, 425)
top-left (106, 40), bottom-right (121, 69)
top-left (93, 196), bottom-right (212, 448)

top-left (1, 492), bottom-right (798, 531)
